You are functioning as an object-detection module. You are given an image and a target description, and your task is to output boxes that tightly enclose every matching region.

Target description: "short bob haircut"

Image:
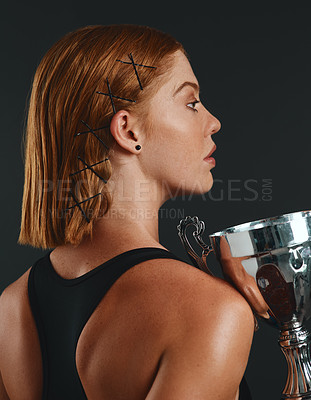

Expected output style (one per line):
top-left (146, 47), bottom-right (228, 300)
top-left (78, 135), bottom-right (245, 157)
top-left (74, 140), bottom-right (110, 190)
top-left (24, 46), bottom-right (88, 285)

top-left (18, 25), bottom-right (185, 249)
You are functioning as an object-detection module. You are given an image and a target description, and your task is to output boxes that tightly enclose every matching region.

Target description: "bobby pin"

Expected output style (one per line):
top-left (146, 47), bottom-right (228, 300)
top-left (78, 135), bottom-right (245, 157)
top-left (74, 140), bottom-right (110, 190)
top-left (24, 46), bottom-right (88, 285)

top-left (72, 156), bottom-right (108, 183)
top-left (116, 53), bottom-right (157, 90)
top-left (75, 124), bottom-right (110, 136)
top-left (65, 189), bottom-right (103, 223)
top-left (96, 78), bottom-right (136, 114)
top-left (69, 158), bottom-right (109, 177)
top-left (75, 120), bottom-right (110, 151)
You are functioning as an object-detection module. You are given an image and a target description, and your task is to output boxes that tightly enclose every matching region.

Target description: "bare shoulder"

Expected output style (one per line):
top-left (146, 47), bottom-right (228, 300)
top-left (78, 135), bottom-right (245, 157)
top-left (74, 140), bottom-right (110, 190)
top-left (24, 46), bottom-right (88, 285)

top-left (138, 259), bottom-right (254, 400)
top-left (0, 267), bottom-right (31, 307)
top-left (119, 256), bottom-right (255, 353)
top-left (127, 257), bottom-right (253, 319)
top-left (0, 268), bottom-right (43, 400)
top-left (156, 258), bottom-right (255, 333)
top-left (0, 268), bottom-right (32, 335)
top-left (0, 269), bottom-right (32, 366)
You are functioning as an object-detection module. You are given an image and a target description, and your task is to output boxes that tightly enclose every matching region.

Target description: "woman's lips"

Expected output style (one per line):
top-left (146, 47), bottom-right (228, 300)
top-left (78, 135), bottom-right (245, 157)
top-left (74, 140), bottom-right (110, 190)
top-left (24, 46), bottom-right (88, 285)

top-left (204, 157), bottom-right (216, 166)
top-left (203, 145), bottom-right (216, 166)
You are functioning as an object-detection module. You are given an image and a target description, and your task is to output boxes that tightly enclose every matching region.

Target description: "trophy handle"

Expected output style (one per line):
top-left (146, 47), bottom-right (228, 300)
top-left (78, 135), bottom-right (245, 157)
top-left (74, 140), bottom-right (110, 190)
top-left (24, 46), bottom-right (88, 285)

top-left (177, 216), bottom-right (260, 331)
top-left (177, 216), bottom-right (214, 276)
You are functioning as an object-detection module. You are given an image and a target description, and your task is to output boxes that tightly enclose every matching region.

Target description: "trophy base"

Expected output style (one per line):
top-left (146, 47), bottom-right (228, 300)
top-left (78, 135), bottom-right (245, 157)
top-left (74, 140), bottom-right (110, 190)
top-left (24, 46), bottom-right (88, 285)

top-left (279, 325), bottom-right (311, 399)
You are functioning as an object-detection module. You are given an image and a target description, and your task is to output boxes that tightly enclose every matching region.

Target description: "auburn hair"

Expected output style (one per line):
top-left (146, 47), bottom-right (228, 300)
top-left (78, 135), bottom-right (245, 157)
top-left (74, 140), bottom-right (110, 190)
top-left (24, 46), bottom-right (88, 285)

top-left (18, 24), bottom-right (185, 249)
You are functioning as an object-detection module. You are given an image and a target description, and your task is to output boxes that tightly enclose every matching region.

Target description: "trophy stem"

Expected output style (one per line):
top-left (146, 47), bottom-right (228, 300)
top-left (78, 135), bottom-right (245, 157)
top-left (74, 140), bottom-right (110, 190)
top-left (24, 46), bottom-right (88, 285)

top-left (279, 325), bottom-right (311, 399)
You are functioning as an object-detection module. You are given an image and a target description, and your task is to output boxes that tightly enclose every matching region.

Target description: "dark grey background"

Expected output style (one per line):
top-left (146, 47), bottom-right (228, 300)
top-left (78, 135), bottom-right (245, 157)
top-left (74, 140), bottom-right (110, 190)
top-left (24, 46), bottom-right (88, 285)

top-left (1, 1), bottom-right (311, 399)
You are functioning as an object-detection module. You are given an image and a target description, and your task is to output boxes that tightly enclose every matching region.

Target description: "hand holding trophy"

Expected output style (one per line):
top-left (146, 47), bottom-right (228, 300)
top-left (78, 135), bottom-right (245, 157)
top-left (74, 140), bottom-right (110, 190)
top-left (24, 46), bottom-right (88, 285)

top-left (177, 211), bottom-right (311, 399)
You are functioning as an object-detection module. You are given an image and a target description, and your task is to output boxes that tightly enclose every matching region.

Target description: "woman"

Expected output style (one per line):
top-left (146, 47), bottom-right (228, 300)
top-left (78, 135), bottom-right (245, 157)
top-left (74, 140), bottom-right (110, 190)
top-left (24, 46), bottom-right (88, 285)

top-left (0, 25), bottom-right (254, 399)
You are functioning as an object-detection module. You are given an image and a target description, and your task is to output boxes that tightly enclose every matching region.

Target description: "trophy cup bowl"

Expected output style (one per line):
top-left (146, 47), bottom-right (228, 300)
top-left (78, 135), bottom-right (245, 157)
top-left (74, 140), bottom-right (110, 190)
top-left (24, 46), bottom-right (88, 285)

top-left (177, 211), bottom-right (311, 399)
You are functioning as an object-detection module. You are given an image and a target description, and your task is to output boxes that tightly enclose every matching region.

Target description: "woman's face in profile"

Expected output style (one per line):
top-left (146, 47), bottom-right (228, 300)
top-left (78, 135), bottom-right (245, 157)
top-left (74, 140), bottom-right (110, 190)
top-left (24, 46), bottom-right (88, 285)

top-left (142, 50), bottom-right (221, 199)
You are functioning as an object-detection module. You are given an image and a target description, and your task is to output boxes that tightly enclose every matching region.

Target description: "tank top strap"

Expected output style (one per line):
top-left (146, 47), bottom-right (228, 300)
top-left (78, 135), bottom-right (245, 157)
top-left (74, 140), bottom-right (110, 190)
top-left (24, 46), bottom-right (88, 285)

top-left (43, 246), bottom-right (185, 286)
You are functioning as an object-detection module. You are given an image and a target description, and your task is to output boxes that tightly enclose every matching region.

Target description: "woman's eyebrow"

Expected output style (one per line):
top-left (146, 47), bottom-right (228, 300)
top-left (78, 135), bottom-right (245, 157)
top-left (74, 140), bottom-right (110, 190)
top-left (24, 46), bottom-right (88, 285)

top-left (173, 81), bottom-right (200, 97)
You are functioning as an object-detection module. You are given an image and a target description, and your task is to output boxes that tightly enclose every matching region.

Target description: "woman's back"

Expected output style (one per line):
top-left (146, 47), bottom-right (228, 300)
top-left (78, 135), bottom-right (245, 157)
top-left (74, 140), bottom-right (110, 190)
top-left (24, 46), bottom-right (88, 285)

top-left (0, 245), bottom-right (254, 400)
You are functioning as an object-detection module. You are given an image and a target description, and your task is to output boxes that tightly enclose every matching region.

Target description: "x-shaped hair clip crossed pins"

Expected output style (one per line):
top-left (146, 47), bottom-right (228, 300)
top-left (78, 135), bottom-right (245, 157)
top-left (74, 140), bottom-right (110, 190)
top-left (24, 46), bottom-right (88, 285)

top-left (116, 52), bottom-right (157, 90)
top-left (96, 53), bottom-right (157, 113)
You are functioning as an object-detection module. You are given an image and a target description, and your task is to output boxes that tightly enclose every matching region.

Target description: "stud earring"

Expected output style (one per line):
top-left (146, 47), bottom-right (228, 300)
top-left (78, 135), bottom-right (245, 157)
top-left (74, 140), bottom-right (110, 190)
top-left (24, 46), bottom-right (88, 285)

top-left (135, 145), bottom-right (141, 150)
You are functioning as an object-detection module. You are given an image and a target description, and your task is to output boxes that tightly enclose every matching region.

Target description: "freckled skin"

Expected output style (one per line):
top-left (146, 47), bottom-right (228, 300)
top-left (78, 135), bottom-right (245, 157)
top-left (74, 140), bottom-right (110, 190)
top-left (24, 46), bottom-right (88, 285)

top-left (137, 50), bottom-right (221, 198)
top-left (0, 51), bottom-right (254, 400)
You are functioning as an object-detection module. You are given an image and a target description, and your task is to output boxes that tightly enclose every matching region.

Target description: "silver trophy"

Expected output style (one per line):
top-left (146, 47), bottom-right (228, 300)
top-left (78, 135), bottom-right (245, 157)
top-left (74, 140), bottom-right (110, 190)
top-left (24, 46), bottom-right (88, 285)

top-left (177, 211), bottom-right (311, 399)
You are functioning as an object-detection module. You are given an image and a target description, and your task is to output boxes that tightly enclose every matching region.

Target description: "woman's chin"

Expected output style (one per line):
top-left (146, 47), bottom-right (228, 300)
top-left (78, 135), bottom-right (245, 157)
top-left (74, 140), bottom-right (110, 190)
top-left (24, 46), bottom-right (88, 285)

top-left (185, 175), bottom-right (214, 196)
top-left (202, 173), bottom-right (214, 193)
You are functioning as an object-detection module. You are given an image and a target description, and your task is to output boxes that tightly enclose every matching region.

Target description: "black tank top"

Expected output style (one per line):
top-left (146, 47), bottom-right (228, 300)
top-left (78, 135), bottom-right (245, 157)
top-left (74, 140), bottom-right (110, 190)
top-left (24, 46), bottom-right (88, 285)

top-left (27, 246), bottom-right (252, 399)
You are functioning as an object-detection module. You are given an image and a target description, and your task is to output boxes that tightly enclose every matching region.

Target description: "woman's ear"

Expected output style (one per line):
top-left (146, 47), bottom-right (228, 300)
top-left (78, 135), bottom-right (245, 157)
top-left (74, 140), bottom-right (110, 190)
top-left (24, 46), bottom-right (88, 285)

top-left (109, 110), bottom-right (140, 154)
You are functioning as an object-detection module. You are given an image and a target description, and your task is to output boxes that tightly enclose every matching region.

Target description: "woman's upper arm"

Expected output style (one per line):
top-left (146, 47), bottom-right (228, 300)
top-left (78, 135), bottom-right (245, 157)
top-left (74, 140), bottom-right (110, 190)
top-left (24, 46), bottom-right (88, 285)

top-left (146, 279), bottom-right (254, 400)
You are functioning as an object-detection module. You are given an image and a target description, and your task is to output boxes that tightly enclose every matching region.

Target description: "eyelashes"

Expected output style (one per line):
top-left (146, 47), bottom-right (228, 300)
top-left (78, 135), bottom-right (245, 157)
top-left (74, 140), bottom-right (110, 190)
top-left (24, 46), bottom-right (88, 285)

top-left (187, 100), bottom-right (200, 112)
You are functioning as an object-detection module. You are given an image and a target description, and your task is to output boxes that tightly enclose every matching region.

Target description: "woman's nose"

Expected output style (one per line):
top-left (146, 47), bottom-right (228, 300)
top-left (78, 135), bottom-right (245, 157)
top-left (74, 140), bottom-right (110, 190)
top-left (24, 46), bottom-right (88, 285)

top-left (209, 114), bottom-right (221, 135)
top-left (204, 107), bottom-right (221, 136)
